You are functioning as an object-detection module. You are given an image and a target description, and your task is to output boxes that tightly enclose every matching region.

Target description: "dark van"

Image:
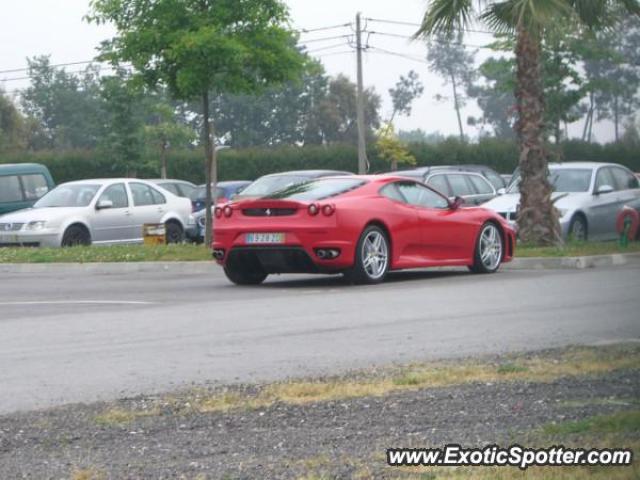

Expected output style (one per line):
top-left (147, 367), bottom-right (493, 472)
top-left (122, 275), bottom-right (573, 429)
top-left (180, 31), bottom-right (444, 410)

top-left (0, 163), bottom-right (55, 215)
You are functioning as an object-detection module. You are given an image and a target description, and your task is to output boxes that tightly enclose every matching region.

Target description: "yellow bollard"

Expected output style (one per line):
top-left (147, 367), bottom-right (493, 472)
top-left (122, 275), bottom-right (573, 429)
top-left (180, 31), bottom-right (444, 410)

top-left (143, 223), bottom-right (166, 246)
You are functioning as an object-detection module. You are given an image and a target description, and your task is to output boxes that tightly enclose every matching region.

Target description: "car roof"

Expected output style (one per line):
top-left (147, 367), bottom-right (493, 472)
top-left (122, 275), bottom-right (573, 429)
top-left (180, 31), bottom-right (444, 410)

top-left (59, 178), bottom-right (155, 186)
top-left (0, 163), bottom-right (51, 175)
top-left (260, 169), bottom-right (353, 178)
top-left (547, 162), bottom-right (626, 169)
top-left (147, 179), bottom-right (196, 185)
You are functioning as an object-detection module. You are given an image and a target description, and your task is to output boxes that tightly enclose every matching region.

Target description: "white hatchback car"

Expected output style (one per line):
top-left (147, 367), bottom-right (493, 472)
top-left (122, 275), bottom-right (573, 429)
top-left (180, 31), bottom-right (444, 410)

top-left (0, 178), bottom-right (195, 247)
top-left (483, 162), bottom-right (640, 240)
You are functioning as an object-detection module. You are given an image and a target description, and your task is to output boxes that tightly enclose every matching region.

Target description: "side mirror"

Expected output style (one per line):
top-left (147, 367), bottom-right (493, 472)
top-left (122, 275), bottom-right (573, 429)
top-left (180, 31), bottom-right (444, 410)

top-left (449, 196), bottom-right (465, 210)
top-left (497, 188), bottom-right (506, 195)
top-left (96, 199), bottom-right (113, 210)
top-left (595, 185), bottom-right (614, 195)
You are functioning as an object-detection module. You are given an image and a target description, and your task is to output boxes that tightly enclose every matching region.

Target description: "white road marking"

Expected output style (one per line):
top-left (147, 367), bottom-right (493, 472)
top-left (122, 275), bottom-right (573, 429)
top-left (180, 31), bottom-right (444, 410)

top-left (0, 300), bottom-right (155, 306)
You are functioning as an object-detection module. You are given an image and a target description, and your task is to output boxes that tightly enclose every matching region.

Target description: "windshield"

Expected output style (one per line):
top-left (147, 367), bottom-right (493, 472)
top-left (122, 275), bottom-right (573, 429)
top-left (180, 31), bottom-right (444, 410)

top-left (34, 184), bottom-right (100, 208)
top-left (265, 178), bottom-right (366, 201)
top-left (237, 175), bottom-right (312, 198)
top-left (507, 168), bottom-right (592, 194)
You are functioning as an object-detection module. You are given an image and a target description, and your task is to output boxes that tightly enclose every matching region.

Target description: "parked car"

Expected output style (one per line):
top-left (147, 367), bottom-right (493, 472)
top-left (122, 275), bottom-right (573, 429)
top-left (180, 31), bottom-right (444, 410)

top-left (234, 170), bottom-right (353, 201)
top-left (212, 175), bottom-right (516, 285)
top-left (482, 162), bottom-right (640, 240)
top-left (393, 169), bottom-right (498, 205)
top-left (395, 165), bottom-right (507, 191)
top-left (191, 181), bottom-right (252, 212)
top-left (148, 179), bottom-right (197, 200)
top-left (0, 179), bottom-right (194, 247)
top-left (0, 163), bottom-right (55, 215)
top-left (501, 174), bottom-right (512, 185)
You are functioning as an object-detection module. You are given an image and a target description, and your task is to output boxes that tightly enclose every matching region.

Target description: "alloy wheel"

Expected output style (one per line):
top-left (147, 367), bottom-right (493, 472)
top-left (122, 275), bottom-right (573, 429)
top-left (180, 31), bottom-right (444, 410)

top-left (479, 224), bottom-right (502, 271)
top-left (361, 230), bottom-right (388, 280)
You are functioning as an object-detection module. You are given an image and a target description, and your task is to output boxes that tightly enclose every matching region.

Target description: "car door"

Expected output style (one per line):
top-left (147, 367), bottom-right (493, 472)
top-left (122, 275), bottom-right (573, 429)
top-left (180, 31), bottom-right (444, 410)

top-left (588, 167), bottom-right (619, 240)
top-left (396, 181), bottom-right (473, 261)
top-left (467, 174), bottom-right (497, 205)
top-left (91, 183), bottom-right (136, 243)
top-left (128, 182), bottom-right (168, 240)
top-left (379, 182), bottom-right (422, 262)
top-left (446, 173), bottom-right (478, 205)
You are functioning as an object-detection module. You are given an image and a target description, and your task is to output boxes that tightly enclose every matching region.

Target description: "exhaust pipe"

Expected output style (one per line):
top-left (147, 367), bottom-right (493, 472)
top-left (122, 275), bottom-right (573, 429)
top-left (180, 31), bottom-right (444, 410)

top-left (316, 249), bottom-right (327, 259)
top-left (212, 249), bottom-right (225, 260)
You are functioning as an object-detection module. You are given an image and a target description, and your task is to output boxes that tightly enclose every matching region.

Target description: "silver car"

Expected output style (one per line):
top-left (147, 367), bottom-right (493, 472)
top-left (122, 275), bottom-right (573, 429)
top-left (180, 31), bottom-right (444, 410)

top-left (0, 179), bottom-right (195, 247)
top-left (482, 162), bottom-right (640, 240)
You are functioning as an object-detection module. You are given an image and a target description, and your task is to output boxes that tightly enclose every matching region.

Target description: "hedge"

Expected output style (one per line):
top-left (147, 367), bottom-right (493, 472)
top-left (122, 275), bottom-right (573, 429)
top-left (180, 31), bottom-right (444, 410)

top-left (1, 139), bottom-right (638, 184)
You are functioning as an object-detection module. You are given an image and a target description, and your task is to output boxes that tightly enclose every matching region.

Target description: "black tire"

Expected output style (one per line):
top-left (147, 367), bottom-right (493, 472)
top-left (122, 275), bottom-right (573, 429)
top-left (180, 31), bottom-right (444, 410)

top-left (165, 221), bottom-right (184, 244)
top-left (568, 214), bottom-right (588, 241)
top-left (343, 225), bottom-right (390, 285)
top-left (223, 265), bottom-right (268, 285)
top-left (469, 222), bottom-right (503, 274)
top-left (61, 225), bottom-right (91, 247)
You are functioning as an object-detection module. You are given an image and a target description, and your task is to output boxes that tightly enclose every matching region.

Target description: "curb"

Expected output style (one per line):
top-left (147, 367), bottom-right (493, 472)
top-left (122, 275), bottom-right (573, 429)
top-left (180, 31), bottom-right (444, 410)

top-left (504, 252), bottom-right (640, 270)
top-left (0, 253), bottom-right (638, 274)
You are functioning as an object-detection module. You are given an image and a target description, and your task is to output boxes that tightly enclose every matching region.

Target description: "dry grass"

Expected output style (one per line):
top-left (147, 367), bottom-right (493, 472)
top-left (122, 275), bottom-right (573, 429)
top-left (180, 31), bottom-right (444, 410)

top-left (95, 344), bottom-right (640, 425)
top-left (70, 468), bottom-right (106, 480)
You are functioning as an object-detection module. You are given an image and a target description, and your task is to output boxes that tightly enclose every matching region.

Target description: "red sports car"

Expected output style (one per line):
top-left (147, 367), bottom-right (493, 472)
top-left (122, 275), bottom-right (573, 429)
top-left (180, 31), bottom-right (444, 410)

top-left (212, 176), bottom-right (516, 285)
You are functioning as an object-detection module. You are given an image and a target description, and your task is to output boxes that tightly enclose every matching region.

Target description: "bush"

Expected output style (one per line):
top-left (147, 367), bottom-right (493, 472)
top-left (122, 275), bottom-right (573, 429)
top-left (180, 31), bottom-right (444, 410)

top-left (1, 139), bottom-right (638, 184)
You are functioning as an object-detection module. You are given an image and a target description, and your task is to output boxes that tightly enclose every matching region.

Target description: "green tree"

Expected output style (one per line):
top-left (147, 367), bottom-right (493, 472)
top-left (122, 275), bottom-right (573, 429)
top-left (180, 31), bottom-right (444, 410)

top-left (0, 90), bottom-right (28, 152)
top-left (20, 56), bottom-right (104, 150)
top-left (376, 123), bottom-right (417, 171)
top-left (88, 0), bottom-right (305, 244)
top-left (426, 31), bottom-right (476, 141)
top-left (416, 0), bottom-right (640, 246)
top-left (304, 74), bottom-right (381, 145)
top-left (144, 98), bottom-right (196, 179)
top-left (388, 70), bottom-right (424, 123)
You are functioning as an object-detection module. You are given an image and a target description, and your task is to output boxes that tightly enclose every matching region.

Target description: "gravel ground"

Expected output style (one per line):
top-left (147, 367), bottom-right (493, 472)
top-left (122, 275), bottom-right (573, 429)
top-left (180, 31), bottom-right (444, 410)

top-left (1, 366), bottom-right (638, 480)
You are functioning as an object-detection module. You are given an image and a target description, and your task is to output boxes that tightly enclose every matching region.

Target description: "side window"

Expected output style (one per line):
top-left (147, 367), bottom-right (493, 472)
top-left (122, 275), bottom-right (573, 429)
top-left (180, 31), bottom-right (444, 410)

top-left (150, 187), bottom-right (166, 205)
top-left (160, 183), bottom-right (180, 195)
top-left (130, 183), bottom-right (155, 206)
top-left (426, 175), bottom-right (451, 196)
top-left (447, 174), bottom-right (474, 196)
top-left (178, 184), bottom-right (196, 198)
top-left (397, 182), bottom-right (449, 209)
top-left (484, 171), bottom-right (505, 190)
top-left (380, 183), bottom-right (407, 203)
top-left (21, 174), bottom-right (50, 200)
top-left (595, 167), bottom-right (615, 191)
top-left (0, 175), bottom-right (24, 202)
top-left (99, 183), bottom-right (129, 208)
top-left (468, 175), bottom-right (494, 195)
top-left (610, 168), bottom-right (639, 191)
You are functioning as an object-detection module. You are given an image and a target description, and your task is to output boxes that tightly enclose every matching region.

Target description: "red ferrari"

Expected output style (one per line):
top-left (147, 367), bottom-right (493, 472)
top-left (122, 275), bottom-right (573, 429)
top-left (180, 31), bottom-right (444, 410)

top-left (212, 176), bottom-right (516, 285)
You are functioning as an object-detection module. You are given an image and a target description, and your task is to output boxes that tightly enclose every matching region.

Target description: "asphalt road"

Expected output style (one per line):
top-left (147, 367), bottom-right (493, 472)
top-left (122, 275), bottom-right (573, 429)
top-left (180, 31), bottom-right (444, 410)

top-left (1, 264), bottom-right (639, 414)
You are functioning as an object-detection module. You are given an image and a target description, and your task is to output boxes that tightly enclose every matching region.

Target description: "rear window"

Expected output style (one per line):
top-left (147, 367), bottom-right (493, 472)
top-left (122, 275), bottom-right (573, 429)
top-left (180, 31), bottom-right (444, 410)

top-left (238, 175), bottom-right (312, 198)
top-left (265, 178), bottom-right (366, 201)
top-left (0, 175), bottom-right (23, 202)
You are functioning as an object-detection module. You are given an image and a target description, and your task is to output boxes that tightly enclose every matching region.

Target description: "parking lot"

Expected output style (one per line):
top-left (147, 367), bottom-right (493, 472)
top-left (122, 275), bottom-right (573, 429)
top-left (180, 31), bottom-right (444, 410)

top-left (1, 264), bottom-right (639, 415)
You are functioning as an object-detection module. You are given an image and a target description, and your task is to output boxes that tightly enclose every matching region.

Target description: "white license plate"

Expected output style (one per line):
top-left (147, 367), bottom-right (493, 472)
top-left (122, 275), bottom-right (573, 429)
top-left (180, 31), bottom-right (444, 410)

top-left (245, 233), bottom-right (285, 244)
top-left (0, 233), bottom-right (18, 243)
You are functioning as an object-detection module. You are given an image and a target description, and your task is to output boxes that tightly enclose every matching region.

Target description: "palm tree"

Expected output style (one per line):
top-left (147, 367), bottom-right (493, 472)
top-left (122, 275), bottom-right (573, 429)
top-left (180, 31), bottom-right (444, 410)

top-left (415, 0), bottom-right (640, 246)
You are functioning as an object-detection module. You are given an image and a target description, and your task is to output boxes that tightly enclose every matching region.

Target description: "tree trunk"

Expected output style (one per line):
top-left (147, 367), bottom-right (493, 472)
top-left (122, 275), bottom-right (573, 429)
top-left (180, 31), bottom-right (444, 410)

top-left (203, 91), bottom-right (217, 247)
top-left (514, 27), bottom-right (561, 246)
top-left (614, 95), bottom-right (620, 142)
top-left (160, 142), bottom-right (168, 179)
top-left (582, 91), bottom-right (594, 142)
top-left (391, 158), bottom-right (398, 171)
top-left (450, 72), bottom-right (465, 142)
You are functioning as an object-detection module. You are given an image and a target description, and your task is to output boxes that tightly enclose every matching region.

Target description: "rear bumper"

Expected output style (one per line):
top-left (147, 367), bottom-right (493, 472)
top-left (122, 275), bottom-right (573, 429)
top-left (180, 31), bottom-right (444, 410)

top-left (212, 226), bottom-right (355, 273)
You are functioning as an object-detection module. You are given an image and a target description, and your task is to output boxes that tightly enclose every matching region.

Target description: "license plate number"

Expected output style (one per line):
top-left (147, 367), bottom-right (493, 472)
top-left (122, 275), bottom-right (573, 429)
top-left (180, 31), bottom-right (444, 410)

top-left (245, 233), bottom-right (285, 244)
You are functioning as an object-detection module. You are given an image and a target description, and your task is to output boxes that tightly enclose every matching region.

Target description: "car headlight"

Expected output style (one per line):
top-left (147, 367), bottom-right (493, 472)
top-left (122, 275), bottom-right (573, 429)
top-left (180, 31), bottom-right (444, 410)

top-left (187, 215), bottom-right (196, 226)
top-left (26, 221), bottom-right (47, 230)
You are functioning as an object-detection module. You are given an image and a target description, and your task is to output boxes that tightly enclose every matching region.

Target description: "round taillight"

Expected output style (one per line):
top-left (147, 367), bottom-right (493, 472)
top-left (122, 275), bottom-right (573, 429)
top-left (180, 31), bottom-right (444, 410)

top-left (322, 204), bottom-right (335, 216)
top-left (223, 205), bottom-right (233, 218)
top-left (308, 203), bottom-right (319, 216)
top-left (214, 207), bottom-right (223, 218)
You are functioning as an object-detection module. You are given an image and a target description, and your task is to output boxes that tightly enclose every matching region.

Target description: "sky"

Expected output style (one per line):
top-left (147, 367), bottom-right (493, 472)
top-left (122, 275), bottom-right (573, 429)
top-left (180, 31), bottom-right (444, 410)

top-left (0, 0), bottom-right (614, 142)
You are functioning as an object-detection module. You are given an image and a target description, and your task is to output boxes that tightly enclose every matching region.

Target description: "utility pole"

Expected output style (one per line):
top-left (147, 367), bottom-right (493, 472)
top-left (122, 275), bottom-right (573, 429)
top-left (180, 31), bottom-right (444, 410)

top-left (355, 12), bottom-right (368, 174)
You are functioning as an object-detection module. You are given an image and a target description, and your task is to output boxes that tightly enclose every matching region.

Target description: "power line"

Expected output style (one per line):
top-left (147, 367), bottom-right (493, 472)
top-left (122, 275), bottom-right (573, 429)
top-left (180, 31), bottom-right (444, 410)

top-left (305, 42), bottom-right (353, 54)
top-left (297, 34), bottom-right (353, 45)
top-left (364, 17), bottom-right (497, 36)
top-left (366, 46), bottom-right (429, 65)
top-left (365, 31), bottom-right (495, 50)
top-left (295, 22), bottom-right (351, 34)
top-left (0, 60), bottom-right (97, 75)
top-left (314, 50), bottom-right (354, 58)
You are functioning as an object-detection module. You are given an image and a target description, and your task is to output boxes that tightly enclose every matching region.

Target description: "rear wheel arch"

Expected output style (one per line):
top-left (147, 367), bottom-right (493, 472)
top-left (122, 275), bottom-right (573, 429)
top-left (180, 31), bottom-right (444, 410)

top-left (363, 220), bottom-right (393, 263)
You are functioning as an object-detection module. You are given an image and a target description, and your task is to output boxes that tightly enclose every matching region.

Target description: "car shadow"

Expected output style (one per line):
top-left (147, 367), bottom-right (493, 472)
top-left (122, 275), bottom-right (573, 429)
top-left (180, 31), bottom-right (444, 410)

top-left (256, 268), bottom-right (470, 289)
